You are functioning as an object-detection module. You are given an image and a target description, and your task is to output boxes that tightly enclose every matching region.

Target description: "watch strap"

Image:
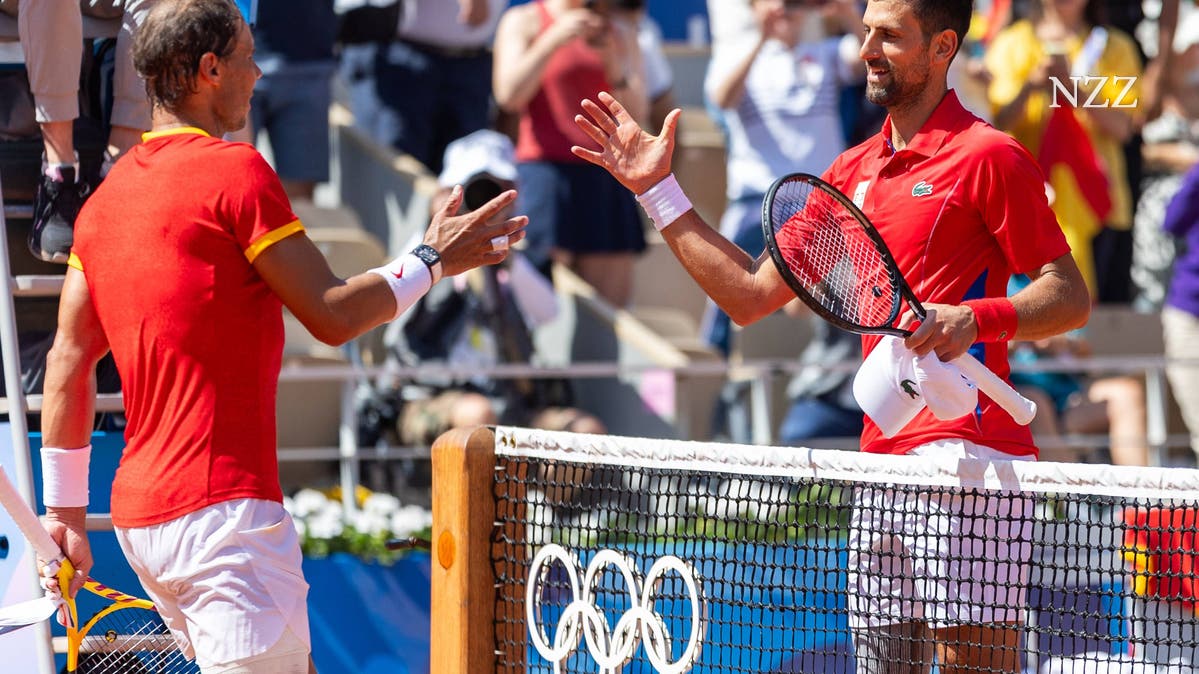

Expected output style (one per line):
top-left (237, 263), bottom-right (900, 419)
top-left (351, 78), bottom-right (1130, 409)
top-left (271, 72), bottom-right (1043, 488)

top-left (411, 244), bottom-right (443, 284)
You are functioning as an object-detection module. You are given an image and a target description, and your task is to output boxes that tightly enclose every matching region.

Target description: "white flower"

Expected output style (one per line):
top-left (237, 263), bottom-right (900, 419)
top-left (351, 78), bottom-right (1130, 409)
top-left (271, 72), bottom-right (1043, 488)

top-left (315, 499), bottom-right (344, 522)
top-left (291, 489), bottom-right (329, 519)
top-left (389, 505), bottom-right (432, 537)
top-left (351, 509), bottom-right (391, 536)
top-left (307, 513), bottom-right (345, 540)
top-left (292, 517), bottom-right (307, 538)
top-left (362, 493), bottom-right (402, 518)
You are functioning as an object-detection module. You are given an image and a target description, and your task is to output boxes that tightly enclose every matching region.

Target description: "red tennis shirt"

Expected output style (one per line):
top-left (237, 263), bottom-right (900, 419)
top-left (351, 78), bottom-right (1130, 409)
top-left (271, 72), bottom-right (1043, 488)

top-left (70, 128), bottom-right (304, 527)
top-left (821, 91), bottom-right (1070, 457)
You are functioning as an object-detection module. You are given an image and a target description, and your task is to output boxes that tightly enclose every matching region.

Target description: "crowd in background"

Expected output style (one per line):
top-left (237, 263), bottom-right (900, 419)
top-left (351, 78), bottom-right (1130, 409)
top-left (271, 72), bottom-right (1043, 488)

top-left (2, 0), bottom-right (1199, 470)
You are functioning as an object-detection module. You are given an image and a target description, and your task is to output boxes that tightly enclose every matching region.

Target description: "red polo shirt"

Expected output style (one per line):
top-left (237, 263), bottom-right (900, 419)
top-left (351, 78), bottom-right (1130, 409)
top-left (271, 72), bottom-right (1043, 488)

top-left (822, 91), bottom-right (1070, 457)
top-left (70, 127), bottom-right (303, 527)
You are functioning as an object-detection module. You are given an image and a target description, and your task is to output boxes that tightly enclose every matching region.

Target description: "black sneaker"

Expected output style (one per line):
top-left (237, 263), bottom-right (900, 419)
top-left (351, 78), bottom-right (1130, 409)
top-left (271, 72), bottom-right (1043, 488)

top-left (29, 167), bottom-right (90, 264)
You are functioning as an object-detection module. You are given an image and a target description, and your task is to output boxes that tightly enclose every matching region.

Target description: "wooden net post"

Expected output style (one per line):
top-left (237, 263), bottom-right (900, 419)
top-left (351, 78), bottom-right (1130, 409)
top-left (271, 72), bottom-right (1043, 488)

top-left (429, 426), bottom-right (527, 673)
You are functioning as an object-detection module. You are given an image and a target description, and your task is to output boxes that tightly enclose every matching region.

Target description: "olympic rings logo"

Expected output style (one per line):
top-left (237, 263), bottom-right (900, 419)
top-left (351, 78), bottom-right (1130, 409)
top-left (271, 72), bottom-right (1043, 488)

top-left (526, 544), bottom-right (707, 674)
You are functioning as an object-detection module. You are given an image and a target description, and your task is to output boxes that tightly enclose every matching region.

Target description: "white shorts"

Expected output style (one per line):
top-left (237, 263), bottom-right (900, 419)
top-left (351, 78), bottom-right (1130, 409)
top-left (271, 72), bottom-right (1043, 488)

top-left (846, 439), bottom-right (1035, 630)
top-left (115, 498), bottom-right (311, 670)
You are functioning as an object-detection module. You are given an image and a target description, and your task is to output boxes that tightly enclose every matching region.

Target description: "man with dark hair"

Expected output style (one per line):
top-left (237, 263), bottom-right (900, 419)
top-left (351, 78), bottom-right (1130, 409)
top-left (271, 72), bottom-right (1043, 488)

top-left (33, 0), bottom-right (526, 671)
top-left (904, 0), bottom-right (972, 59)
top-left (572, 0), bottom-right (1090, 671)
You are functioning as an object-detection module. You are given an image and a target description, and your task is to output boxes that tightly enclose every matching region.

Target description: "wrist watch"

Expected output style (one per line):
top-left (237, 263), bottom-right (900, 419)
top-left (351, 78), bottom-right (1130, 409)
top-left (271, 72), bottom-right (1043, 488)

top-left (411, 244), bottom-right (443, 283)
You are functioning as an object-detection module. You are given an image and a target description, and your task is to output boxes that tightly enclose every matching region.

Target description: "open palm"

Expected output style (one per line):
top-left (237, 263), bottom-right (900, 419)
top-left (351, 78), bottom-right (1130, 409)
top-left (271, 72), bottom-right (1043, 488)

top-left (572, 91), bottom-right (680, 196)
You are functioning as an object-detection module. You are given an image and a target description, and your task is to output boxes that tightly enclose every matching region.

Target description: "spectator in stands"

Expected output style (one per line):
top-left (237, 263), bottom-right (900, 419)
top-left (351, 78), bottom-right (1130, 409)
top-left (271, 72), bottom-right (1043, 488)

top-left (493, 0), bottom-right (648, 307)
top-left (333, 0), bottom-right (400, 148)
top-left (986, 0), bottom-right (1143, 303)
top-left (700, 0), bottom-right (862, 354)
top-left (370, 0), bottom-right (506, 174)
top-left (1011, 338), bottom-right (1148, 467)
top-left (610, 0), bottom-right (674, 134)
top-left (778, 311), bottom-right (864, 446)
top-left (1161, 162), bottom-right (1199, 464)
top-left (234, 0), bottom-right (337, 203)
top-left (0, 0), bottom-right (156, 263)
top-left (1131, 7), bottom-right (1199, 311)
top-left (36, 2), bottom-right (527, 669)
top-left (1005, 273), bottom-right (1146, 466)
top-left (361, 130), bottom-right (606, 450)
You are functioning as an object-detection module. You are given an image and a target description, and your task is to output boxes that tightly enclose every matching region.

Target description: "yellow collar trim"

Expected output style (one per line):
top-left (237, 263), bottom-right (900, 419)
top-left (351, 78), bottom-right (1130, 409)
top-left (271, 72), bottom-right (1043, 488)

top-left (141, 127), bottom-right (212, 142)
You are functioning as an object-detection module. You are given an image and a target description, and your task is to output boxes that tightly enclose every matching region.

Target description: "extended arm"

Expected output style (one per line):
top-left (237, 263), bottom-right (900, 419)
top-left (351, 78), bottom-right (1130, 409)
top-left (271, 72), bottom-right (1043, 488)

top-left (494, 6), bottom-right (606, 113)
top-left (572, 92), bottom-right (793, 324)
top-left (256, 188), bottom-right (527, 346)
top-left (707, 36), bottom-right (766, 110)
top-left (40, 267), bottom-right (112, 596)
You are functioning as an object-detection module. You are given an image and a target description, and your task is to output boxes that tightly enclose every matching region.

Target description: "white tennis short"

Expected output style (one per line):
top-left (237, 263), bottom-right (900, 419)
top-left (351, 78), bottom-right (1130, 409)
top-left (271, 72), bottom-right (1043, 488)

top-left (846, 439), bottom-right (1035, 630)
top-left (115, 498), bottom-right (312, 670)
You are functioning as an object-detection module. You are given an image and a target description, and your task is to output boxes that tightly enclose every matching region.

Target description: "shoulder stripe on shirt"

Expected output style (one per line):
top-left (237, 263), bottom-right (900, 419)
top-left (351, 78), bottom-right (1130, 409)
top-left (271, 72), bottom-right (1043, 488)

top-left (244, 220), bottom-right (305, 263)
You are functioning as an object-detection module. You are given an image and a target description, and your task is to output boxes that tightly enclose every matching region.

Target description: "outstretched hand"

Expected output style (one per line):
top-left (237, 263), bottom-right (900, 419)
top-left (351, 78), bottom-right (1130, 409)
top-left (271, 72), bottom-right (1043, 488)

top-left (423, 185), bottom-right (528, 278)
top-left (572, 91), bottom-right (681, 195)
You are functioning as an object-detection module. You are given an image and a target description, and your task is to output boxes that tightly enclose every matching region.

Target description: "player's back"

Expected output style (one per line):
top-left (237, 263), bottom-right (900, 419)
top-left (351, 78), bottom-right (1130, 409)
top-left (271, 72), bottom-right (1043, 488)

top-left (72, 129), bottom-right (290, 528)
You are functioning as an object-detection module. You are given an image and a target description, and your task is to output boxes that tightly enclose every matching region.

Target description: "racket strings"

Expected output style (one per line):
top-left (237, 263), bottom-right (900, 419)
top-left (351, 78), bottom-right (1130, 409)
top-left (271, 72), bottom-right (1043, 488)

top-left (770, 180), bottom-right (900, 329)
top-left (75, 605), bottom-right (196, 673)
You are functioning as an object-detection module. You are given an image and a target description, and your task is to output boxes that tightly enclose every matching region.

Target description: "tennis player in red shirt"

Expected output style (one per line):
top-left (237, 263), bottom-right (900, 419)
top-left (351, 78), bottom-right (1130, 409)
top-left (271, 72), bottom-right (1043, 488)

top-left (34, 0), bottom-right (526, 670)
top-left (573, 0), bottom-right (1090, 672)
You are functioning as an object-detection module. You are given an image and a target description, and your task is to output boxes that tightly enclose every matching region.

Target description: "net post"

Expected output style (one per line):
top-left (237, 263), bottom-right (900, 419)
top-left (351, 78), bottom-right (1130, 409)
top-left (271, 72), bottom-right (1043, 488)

top-left (430, 426), bottom-right (505, 673)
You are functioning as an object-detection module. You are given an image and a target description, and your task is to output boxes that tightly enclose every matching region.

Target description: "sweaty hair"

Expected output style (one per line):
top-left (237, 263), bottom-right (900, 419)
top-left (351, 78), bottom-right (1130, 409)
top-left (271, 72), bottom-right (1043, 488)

top-left (132, 0), bottom-right (244, 111)
top-left (903, 0), bottom-right (974, 60)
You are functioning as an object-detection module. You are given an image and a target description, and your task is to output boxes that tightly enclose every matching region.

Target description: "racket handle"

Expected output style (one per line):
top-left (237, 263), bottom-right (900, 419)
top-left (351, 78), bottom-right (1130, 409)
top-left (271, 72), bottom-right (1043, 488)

top-left (952, 354), bottom-right (1038, 425)
top-left (0, 468), bottom-right (65, 563)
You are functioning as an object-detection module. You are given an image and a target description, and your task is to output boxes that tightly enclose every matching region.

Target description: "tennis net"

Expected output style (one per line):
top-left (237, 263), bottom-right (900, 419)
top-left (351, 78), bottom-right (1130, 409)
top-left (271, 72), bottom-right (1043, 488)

top-left (430, 426), bottom-right (1199, 674)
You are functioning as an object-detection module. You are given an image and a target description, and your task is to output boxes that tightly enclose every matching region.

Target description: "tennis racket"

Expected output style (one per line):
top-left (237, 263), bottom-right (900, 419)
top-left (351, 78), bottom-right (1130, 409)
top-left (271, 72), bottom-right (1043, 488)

top-left (0, 468), bottom-right (198, 673)
top-left (761, 172), bottom-right (1037, 425)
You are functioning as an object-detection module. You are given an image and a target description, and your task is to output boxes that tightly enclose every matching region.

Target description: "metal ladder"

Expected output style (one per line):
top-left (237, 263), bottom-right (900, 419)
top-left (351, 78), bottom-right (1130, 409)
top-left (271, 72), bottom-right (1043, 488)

top-left (0, 188), bottom-right (121, 673)
top-left (0, 194), bottom-right (55, 674)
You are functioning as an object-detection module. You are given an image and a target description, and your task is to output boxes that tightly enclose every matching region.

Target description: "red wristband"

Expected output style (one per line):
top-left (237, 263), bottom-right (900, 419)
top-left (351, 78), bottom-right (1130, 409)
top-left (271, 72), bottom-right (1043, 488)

top-left (963, 297), bottom-right (1018, 342)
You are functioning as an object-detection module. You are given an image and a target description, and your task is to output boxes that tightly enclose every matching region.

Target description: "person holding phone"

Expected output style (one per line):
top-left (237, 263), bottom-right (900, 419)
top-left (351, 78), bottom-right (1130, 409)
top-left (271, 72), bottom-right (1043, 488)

top-left (492, 0), bottom-right (649, 307)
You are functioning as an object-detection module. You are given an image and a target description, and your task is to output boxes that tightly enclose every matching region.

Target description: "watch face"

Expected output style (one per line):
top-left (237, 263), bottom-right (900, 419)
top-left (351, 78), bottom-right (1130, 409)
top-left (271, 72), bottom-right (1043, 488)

top-left (414, 245), bottom-right (440, 267)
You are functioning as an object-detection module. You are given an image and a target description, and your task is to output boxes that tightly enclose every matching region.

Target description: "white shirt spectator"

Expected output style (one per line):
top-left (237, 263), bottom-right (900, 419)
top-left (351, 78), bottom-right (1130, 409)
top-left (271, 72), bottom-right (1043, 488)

top-left (637, 14), bottom-right (673, 100)
top-left (398, 0), bottom-right (507, 48)
top-left (707, 35), bottom-right (858, 200)
top-left (706, 0), bottom-right (757, 66)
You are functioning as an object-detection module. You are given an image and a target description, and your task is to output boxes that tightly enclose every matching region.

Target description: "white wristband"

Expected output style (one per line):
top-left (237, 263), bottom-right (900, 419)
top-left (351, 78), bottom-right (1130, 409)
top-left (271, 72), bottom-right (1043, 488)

top-left (635, 173), bottom-right (692, 232)
top-left (41, 445), bottom-right (91, 508)
top-left (368, 253), bottom-right (434, 321)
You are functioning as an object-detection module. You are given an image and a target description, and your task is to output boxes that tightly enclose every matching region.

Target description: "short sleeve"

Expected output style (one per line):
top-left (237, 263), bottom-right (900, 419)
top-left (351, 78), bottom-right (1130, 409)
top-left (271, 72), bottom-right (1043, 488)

top-left (974, 141), bottom-right (1071, 274)
top-left (217, 148), bottom-right (302, 262)
top-left (1163, 165), bottom-right (1199, 238)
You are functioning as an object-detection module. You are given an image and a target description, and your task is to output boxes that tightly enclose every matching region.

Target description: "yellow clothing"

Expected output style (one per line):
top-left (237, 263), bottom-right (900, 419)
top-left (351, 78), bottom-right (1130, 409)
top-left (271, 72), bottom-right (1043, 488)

top-left (985, 19), bottom-right (1142, 230)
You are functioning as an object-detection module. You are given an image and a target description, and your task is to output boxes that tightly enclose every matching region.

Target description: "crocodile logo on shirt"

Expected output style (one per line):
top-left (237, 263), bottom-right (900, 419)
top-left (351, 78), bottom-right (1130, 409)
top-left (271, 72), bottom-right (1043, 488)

top-left (912, 181), bottom-right (934, 197)
top-left (900, 379), bottom-right (920, 399)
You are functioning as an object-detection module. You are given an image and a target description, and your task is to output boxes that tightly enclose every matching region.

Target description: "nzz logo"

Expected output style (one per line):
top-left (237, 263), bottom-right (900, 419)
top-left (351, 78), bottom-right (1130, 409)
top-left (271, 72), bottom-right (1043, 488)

top-left (1049, 76), bottom-right (1139, 109)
